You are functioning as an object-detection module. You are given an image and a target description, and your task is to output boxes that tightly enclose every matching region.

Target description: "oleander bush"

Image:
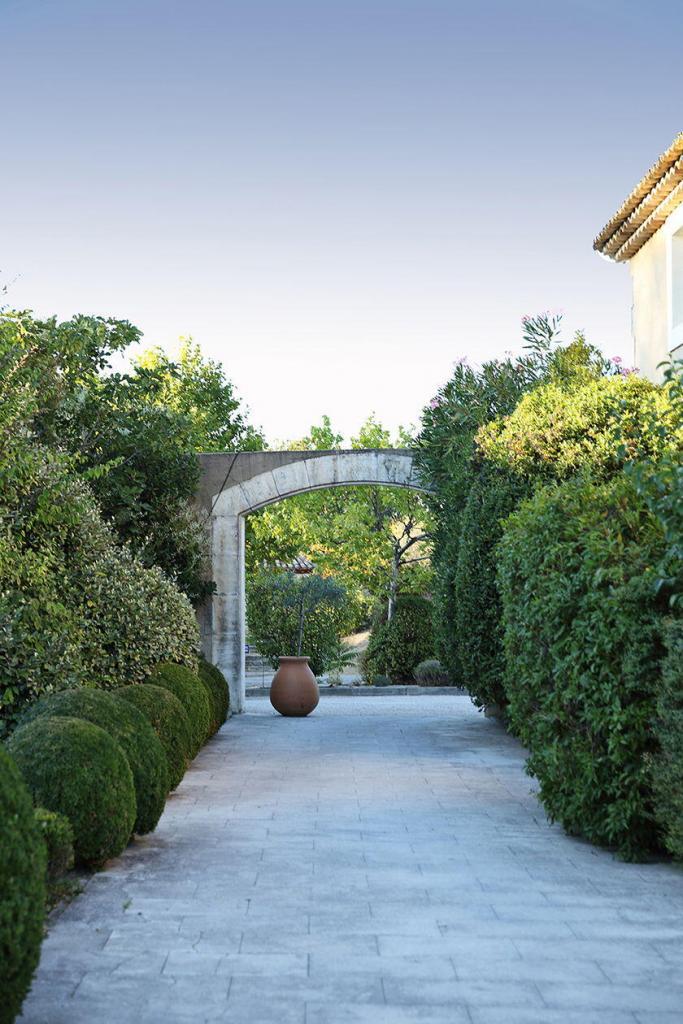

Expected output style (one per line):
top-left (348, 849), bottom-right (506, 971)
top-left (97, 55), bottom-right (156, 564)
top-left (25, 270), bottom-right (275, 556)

top-left (148, 663), bottom-right (212, 756)
top-left (116, 683), bottom-right (193, 790)
top-left (8, 716), bottom-right (136, 867)
top-left (364, 596), bottom-right (435, 681)
top-left (413, 659), bottom-right (450, 685)
top-left (0, 746), bottom-right (46, 1024)
top-left (497, 472), bottom-right (666, 859)
top-left (19, 689), bottom-right (169, 834)
top-left (197, 659), bottom-right (230, 734)
top-left (34, 808), bottom-right (74, 881)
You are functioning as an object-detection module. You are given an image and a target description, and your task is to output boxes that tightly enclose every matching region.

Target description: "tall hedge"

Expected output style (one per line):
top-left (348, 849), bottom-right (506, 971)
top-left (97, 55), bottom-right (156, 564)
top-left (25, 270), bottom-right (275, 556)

top-left (497, 473), bottom-right (666, 859)
top-left (652, 620), bottom-right (683, 859)
top-left (453, 465), bottom-right (529, 709)
top-left (0, 747), bottom-right (46, 1024)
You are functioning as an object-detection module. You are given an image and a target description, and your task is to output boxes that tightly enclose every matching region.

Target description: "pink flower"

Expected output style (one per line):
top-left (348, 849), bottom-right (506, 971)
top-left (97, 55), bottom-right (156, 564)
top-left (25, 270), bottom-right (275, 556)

top-left (429, 397), bottom-right (440, 410)
top-left (453, 356), bottom-right (468, 367)
top-left (611, 356), bottom-right (623, 365)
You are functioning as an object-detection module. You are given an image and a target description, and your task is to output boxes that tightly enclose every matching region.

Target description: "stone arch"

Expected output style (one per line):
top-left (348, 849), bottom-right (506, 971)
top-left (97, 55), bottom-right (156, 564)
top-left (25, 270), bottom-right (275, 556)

top-left (197, 450), bottom-right (431, 712)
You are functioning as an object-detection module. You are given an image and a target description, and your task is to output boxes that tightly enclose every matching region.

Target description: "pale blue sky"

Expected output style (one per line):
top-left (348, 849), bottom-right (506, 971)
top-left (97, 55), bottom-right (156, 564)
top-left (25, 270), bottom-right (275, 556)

top-left (2, 0), bottom-right (681, 441)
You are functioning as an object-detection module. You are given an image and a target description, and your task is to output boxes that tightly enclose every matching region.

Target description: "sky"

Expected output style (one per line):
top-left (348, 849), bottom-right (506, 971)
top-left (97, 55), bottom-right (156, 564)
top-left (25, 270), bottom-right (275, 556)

top-left (2, 0), bottom-right (682, 444)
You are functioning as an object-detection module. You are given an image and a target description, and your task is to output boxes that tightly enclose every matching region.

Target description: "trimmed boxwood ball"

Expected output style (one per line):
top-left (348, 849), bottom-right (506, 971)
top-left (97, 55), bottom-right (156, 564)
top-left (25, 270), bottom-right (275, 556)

top-left (34, 808), bottom-right (74, 881)
top-left (116, 683), bottom-right (193, 790)
top-left (19, 690), bottom-right (169, 835)
top-left (8, 716), bottom-right (136, 868)
top-left (0, 746), bottom-right (46, 1024)
top-left (148, 663), bottom-right (212, 756)
top-left (197, 658), bottom-right (230, 733)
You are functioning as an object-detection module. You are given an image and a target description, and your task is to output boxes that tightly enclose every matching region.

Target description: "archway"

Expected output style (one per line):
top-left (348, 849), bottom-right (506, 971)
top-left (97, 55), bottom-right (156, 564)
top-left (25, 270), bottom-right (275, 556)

top-left (197, 449), bottom-right (432, 712)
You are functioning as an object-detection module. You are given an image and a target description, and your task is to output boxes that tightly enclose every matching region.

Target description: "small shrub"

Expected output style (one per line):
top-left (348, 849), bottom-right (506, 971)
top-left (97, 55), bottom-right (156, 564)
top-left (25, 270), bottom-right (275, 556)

top-left (413, 659), bottom-right (450, 686)
top-left (652, 620), bottom-right (683, 860)
top-left (116, 683), bottom-right (193, 790)
top-left (148, 663), bottom-right (212, 756)
top-left (8, 716), bottom-right (136, 868)
top-left (197, 659), bottom-right (230, 734)
top-left (34, 808), bottom-right (74, 881)
top-left (364, 596), bottom-right (435, 682)
top-left (0, 746), bottom-right (46, 1024)
top-left (19, 689), bottom-right (169, 835)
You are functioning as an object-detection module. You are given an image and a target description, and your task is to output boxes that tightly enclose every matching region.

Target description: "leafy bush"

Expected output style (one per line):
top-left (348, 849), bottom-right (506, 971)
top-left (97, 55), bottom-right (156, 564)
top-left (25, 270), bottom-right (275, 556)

top-left (148, 663), bottom-right (212, 757)
top-left (0, 746), bottom-right (46, 1024)
top-left (413, 659), bottom-right (450, 685)
top-left (652, 620), bottom-right (683, 859)
top-left (0, 453), bottom-right (199, 732)
top-left (197, 659), bottom-right (230, 734)
top-left (497, 472), bottom-right (666, 859)
top-left (247, 570), bottom-right (353, 676)
top-left (116, 684), bottom-right (193, 791)
top-left (19, 689), bottom-right (169, 835)
top-left (8, 716), bottom-right (136, 867)
top-left (364, 596), bottom-right (435, 681)
top-left (454, 466), bottom-right (530, 708)
top-left (34, 808), bottom-right (74, 881)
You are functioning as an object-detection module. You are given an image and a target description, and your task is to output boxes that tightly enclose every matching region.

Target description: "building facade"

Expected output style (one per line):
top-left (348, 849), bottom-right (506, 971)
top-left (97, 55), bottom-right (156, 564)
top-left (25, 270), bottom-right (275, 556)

top-left (594, 133), bottom-right (683, 381)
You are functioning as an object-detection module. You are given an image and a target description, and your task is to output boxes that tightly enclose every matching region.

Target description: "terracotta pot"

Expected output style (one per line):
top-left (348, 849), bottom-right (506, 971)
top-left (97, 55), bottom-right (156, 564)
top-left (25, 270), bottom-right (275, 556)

top-left (270, 656), bottom-right (319, 717)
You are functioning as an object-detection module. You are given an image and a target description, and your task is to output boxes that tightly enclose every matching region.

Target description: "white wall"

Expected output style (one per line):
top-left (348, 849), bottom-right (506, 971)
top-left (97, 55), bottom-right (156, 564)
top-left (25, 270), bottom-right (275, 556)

top-left (629, 203), bottom-right (683, 381)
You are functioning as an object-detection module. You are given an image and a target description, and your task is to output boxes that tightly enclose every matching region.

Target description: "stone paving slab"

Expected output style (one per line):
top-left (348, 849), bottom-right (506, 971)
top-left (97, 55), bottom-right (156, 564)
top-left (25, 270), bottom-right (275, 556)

top-left (18, 695), bottom-right (683, 1023)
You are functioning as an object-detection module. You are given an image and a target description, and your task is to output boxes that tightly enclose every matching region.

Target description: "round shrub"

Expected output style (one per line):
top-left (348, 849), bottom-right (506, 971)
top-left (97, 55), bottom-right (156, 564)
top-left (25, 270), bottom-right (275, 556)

top-left (19, 690), bottom-right (169, 835)
top-left (8, 716), bottom-right (136, 868)
top-left (413, 659), bottom-right (450, 686)
top-left (197, 659), bottom-right (230, 733)
top-left (116, 684), bottom-right (193, 790)
top-left (0, 746), bottom-right (46, 1024)
top-left (34, 808), bottom-right (74, 881)
top-left (148, 663), bottom-right (212, 756)
top-left (364, 596), bottom-right (435, 681)
top-left (652, 620), bottom-right (683, 860)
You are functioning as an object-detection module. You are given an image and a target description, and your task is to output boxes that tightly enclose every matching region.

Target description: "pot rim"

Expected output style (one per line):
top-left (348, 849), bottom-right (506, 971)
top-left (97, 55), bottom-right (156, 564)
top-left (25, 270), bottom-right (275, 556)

top-left (277, 655), bottom-right (311, 663)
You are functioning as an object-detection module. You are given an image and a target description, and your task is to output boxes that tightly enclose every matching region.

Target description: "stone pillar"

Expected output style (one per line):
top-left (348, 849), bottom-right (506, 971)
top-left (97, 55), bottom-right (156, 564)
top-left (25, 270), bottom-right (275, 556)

top-left (211, 513), bottom-right (246, 714)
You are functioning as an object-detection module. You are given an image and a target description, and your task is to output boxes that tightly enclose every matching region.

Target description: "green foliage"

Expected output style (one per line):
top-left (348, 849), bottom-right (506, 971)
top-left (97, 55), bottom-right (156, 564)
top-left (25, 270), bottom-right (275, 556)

top-left (0, 746), bottom-right (46, 1024)
top-left (19, 689), bottom-right (169, 835)
top-left (247, 570), bottom-right (353, 676)
top-left (497, 473), bottom-right (667, 859)
top-left (652, 620), bottom-right (683, 859)
top-left (8, 716), bottom-right (136, 868)
top-left (453, 465), bottom-right (531, 708)
top-left (116, 684), bottom-right (193, 791)
top-left (364, 595), bottom-right (435, 681)
top-left (478, 374), bottom-right (678, 480)
top-left (148, 663), bottom-right (212, 757)
top-left (413, 659), bottom-right (450, 685)
top-left (197, 659), bottom-right (230, 733)
top-left (34, 808), bottom-right (74, 881)
top-left (247, 416), bottom-right (433, 625)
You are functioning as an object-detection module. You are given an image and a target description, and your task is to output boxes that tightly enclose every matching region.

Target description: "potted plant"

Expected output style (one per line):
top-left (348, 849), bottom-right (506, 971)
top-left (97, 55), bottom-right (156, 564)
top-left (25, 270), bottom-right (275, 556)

top-left (247, 570), bottom-right (349, 716)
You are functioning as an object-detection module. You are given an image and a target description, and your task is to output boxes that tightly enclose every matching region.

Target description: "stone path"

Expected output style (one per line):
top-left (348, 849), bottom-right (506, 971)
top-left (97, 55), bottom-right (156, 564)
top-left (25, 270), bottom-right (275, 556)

top-left (20, 695), bottom-right (683, 1024)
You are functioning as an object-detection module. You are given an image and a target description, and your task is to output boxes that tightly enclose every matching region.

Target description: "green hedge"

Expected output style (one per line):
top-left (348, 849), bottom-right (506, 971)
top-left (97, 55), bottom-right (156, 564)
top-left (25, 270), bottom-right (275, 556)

top-left (148, 663), bottom-right (212, 757)
top-left (364, 596), bottom-right (435, 681)
top-left (19, 689), bottom-right (169, 835)
top-left (197, 660), bottom-right (230, 733)
top-left (652, 620), bottom-right (683, 859)
top-left (116, 683), bottom-right (192, 790)
top-left (497, 473), bottom-right (665, 859)
top-left (34, 808), bottom-right (74, 881)
top-left (454, 465), bottom-right (529, 709)
top-left (8, 716), bottom-right (136, 867)
top-left (0, 746), bottom-right (46, 1024)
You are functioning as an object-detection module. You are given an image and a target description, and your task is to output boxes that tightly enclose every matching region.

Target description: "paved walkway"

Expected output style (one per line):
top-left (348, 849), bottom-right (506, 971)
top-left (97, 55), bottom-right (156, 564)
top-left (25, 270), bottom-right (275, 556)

top-left (21, 696), bottom-right (683, 1024)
